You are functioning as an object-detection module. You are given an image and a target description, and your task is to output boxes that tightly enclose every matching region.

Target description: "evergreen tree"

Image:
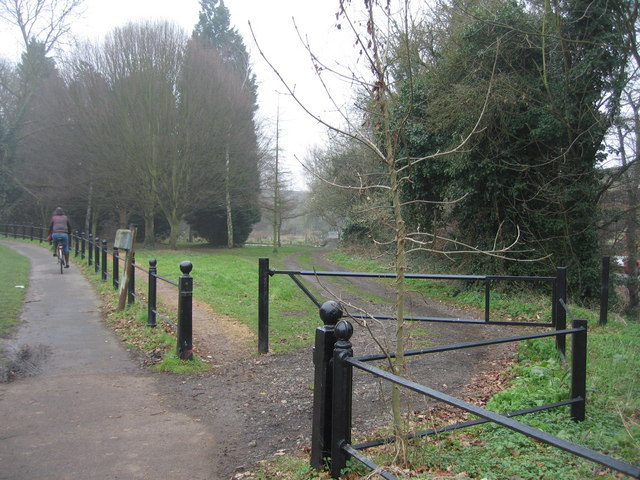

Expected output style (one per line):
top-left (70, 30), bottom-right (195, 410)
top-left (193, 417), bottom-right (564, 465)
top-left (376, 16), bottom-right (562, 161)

top-left (189, 0), bottom-right (261, 246)
top-left (393, 0), bottom-right (626, 298)
top-left (193, 0), bottom-right (252, 84)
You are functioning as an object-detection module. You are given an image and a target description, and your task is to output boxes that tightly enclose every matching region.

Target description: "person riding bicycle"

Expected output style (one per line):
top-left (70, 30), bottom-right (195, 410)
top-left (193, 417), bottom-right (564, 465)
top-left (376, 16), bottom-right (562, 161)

top-left (48, 207), bottom-right (72, 268)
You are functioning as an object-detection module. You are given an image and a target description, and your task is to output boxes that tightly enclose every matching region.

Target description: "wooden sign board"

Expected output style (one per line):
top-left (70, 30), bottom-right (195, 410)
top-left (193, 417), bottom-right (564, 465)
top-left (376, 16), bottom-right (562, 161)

top-left (114, 229), bottom-right (133, 251)
top-left (117, 225), bottom-right (137, 311)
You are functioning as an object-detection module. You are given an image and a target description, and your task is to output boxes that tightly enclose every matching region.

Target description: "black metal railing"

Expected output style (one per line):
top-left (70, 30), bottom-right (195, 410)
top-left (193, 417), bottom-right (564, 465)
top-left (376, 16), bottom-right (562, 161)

top-left (1, 223), bottom-right (46, 243)
top-left (310, 301), bottom-right (640, 479)
top-left (1, 224), bottom-right (194, 360)
top-left (258, 257), bottom-right (571, 354)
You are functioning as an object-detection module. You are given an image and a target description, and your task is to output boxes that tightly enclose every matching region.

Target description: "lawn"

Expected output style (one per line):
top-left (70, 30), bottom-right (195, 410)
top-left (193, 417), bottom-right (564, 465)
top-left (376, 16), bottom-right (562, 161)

top-left (0, 243), bottom-right (29, 336)
top-left (133, 245), bottom-right (323, 353)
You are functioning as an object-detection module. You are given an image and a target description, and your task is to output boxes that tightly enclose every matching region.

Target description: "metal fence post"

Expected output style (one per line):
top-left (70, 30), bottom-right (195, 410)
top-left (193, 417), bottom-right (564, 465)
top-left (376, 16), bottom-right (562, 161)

top-left (94, 237), bottom-right (100, 273)
top-left (311, 301), bottom-right (344, 469)
top-left (599, 256), bottom-right (609, 326)
top-left (330, 319), bottom-right (354, 479)
top-left (177, 261), bottom-right (193, 360)
top-left (101, 240), bottom-right (108, 281)
top-left (30, 224), bottom-right (34, 241)
top-left (148, 258), bottom-right (157, 328)
top-left (555, 267), bottom-right (567, 356)
top-left (127, 253), bottom-right (136, 306)
top-left (88, 234), bottom-right (93, 266)
top-left (113, 247), bottom-right (119, 289)
top-left (258, 257), bottom-right (270, 354)
top-left (570, 318), bottom-right (587, 422)
top-left (81, 232), bottom-right (86, 260)
top-left (74, 231), bottom-right (79, 256)
top-left (484, 278), bottom-right (491, 322)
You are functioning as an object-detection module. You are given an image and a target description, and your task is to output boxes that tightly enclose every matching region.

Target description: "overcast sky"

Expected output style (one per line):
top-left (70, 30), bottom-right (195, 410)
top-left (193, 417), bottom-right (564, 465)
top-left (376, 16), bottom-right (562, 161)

top-left (0, 0), bottom-right (363, 189)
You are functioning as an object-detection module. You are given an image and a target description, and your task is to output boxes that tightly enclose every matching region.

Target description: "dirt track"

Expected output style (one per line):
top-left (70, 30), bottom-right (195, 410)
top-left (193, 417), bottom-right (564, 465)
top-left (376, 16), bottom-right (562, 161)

top-left (150, 247), bottom-right (517, 478)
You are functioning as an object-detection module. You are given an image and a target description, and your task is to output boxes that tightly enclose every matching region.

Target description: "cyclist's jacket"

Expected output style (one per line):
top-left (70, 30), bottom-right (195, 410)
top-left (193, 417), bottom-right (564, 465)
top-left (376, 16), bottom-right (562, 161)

top-left (49, 215), bottom-right (71, 235)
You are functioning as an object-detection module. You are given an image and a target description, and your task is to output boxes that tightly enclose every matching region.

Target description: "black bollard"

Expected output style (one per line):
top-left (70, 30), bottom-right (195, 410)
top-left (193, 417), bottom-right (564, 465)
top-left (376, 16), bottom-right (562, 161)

top-left (570, 319), bottom-right (588, 422)
top-left (258, 257), bottom-right (270, 353)
top-left (112, 247), bottom-right (119, 289)
top-left (94, 237), bottom-right (100, 274)
top-left (330, 319), bottom-right (354, 479)
top-left (101, 240), bottom-right (108, 281)
top-left (148, 258), bottom-right (157, 328)
top-left (88, 234), bottom-right (93, 266)
top-left (177, 261), bottom-right (194, 360)
top-left (128, 254), bottom-right (136, 306)
top-left (311, 301), bottom-right (344, 469)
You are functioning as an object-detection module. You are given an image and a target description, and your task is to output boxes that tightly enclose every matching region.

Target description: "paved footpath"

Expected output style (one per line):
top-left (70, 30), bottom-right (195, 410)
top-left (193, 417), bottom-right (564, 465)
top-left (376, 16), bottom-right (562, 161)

top-left (0, 240), bottom-right (220, 479)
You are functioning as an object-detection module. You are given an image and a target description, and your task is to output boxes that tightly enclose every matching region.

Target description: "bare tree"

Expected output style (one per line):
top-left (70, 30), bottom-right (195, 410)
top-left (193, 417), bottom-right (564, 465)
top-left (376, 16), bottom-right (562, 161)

top-left (97, 21), bottom-right (186, 246)
top-left (0, 0), bottom-right (82, 219)
top-left (259, 105), bottom-right (299, 252)
top-left (0, 0), bottom-right (83, 55)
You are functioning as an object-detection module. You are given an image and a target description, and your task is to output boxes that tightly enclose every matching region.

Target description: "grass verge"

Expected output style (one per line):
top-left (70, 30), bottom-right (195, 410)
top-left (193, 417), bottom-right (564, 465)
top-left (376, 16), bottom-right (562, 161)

top-left (0, 244), bottom-right (29, 337)
top-left (134, 245), bottom-right (323, 353)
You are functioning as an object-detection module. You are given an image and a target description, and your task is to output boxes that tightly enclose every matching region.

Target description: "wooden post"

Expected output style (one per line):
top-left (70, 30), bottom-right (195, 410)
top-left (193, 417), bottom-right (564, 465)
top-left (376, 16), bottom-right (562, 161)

top-left (117, 225), bottom-right (137, 311)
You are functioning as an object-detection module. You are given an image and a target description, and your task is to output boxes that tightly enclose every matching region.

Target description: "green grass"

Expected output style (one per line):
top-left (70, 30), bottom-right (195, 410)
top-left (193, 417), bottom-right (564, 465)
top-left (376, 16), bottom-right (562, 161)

top-left (383, 319), bottom-right (640, 479)
top-left (134, 245), bottom-right (323, 353)
top-left (153, 349), bottom-right (210, 373)
top-left (0, 244), bottom-right (29, 337)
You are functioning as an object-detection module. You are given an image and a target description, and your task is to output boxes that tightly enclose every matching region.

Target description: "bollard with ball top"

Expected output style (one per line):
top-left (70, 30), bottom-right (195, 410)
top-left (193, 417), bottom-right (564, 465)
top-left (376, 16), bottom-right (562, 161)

top-left (311, 300), bottom-right (343, 469)
top-left (177, 261), bottom-right (194, 360)
top-left (330, 318), bottom-right (354, 478)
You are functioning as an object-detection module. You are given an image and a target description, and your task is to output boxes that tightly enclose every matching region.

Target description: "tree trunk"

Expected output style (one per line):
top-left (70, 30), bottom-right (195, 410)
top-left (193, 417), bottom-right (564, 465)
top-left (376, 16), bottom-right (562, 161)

top-left (84, 182), bottom-right (93, 235)
top-left (390, 160), bottom-right (408, 464)
top-left (91, 207), bottom-right (99, 238)
top-left (117, 206), bottom-right (128, 229)
top-left (225, 141), bottom-right (234, 248)
top-left (168, 211), bottom-right (180, 250)
top-left (272, 123), bottom-right (280, 253)
top-left (144, 212), bottom-right (155, 247)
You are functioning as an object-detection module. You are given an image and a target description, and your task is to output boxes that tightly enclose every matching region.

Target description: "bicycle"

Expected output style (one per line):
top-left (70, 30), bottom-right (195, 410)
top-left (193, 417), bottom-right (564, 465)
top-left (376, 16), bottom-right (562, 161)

top-left (55, 237), bottom-right (65, 274)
